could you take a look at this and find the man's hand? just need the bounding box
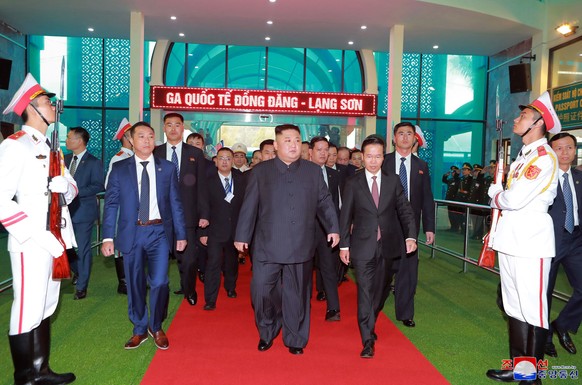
[425,231,435,245]
[234,241,248,253]
[327,233,340,248]
[199,219,209,228]
[406,239,417,254]
[176,240,187,252]
[101,241,115,257]
[488,183,503,199]
[48,176,69,193]
[32,231,64,257]
[339,249,350,265]
[199,236,208,246]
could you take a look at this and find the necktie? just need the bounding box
[171,146,180,181]
[138,161,150,223]
[399,157,408,199]
[69,155,78,177]
[563,173,575,233]
[322,167,329,187]
[372,176,381,240]
[224,177,231,195]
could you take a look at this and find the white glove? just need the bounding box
[32,231,65,257]
[48,176,69,194]
[488,183,503,199]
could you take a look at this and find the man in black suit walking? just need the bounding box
[545,132,582,358]
[154,113,209,306]
[382,122,435,328]
[235,124,339,355]
[340,135,417,358]
[199,147,246,310]
[309,136,341,321]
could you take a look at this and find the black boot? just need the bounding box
[32,317,76,385]
[115,256,127,295]
[8,331,36,385]
[518,325,548,385]
[487,316,529,382]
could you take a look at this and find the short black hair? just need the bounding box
[218,147,234,157]
[328,142,338,151]
[163,112,184,123]
[187,132,204,144]
[361,135,386,153]
[393,121,415,135]
[259,139,274,151]
[549,132,577,146]
[69,126,90,145]
[309,136,328,149]
[350,149,362,158]
[275,124,300,135]
[130,121,155,137]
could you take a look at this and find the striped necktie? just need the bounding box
[224,177,231,195]
[69,155,78,177]
[563,173,575,233]
[399,157,408,199]
[171,146,180,181]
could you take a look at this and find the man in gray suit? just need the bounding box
[235,124,339,355]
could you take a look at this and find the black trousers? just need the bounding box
[352,240,395,345]
[251,259,313,348]
[204,239,238,305]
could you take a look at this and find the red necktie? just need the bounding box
[372,176,380,240]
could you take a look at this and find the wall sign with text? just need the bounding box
[150,86,377,116]
[552,81,582,129]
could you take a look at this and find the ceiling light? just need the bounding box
[265,36,271,41]
[170,16,177,20]
[361,25,367,30]
[556,23,578,37]
[433,45,439,49]
[194,66,199,69]
[88,27,94,32]
[348,41,354,45]
[328,69,332,72]
[267,20,273,25]
[179,33,185,37]
[269,0,276,3]
[188,53,193,56]
[335,59,340,62]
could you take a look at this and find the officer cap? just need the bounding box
[3,73,55,116]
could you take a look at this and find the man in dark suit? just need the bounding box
[154,113,209,306]
[382,122,435,328]
[309,136,342,320]
[102,122,187,351]
[235,124,339,355]
[340,135,417,358]
[64,126,104,300]
[199,147,246,310]
[546,132,582,358]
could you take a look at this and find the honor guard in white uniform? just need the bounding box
[105,117,134,295]
[486,91,561,385]
[1,73,78,385]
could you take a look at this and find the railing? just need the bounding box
[427,199,571,302]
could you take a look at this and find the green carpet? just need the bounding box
[0,235,580,384]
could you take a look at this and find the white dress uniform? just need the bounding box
[490,137,558,328]
[0,125,78,335]
[105,146,133,187]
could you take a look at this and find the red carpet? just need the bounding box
[141,264,450,385]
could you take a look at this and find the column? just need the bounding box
[129,11,144,124]
[387,24,404,151]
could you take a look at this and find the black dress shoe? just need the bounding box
[186,292,197,306]
[117,280,128,295]
[545,341,558,357]
[198,270,205,283]
[486,369,515,382]
[239,256,246,264]
[316,291,326,301]
[227,290,237,298]
[73,290,87,300]
[174,289,183,295]
[325,309,340,322]
[552,321,577,354]
[371,331,378,341]
[402,319,415,327]
[360,340,375,358]
[71,273,78,286]
[258,339,273,351]
[288,347,304,355]
[203,303,216,311]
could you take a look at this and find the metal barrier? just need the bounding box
[428,199,571,302]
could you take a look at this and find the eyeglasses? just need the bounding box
[218,156,232,161]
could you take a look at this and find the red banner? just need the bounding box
[150,86,376,116]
